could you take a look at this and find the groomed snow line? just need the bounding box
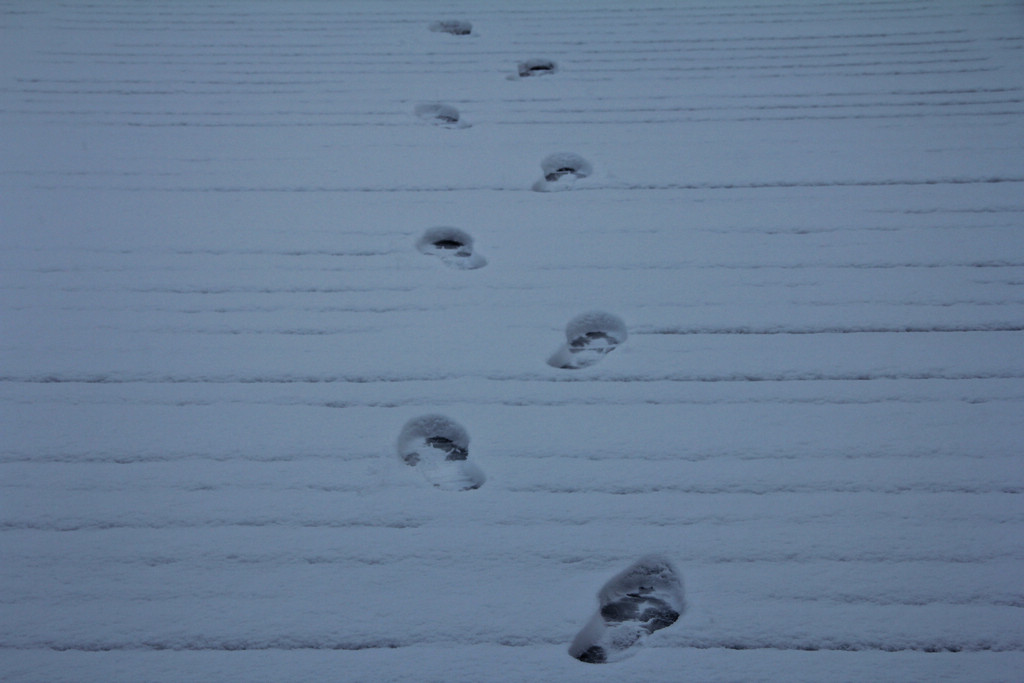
[2,1,1023,681]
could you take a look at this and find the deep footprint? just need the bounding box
[533,152,593,192]
[396,414,485,491]
[416,227,486,269]
[414,102,470,129]
[569,555,686,664]
[429,19,472,36]
[516,58,558,78]
[548,311,627,369]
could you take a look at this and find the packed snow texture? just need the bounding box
[569,555,687,664]
[515,58,559,79]
[2,0,1024,681]
[533,151,595,192]
[428,19,473,37]
[396,414,485,490]
[414,102,470,129]
[415,226,487,270]
[548,311,628,369]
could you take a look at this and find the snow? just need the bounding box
[415,226,486,269]
[568,554,686,663]
[2,0,1023,681]
[395,413,484,490]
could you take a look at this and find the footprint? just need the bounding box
[569,555,686,664]
[429,19,472,36]
[414,102,471,129]
[548,311,627,369]
[396,414,485,491]
[514,58,558,78]
[532,152,593,192]
[416,227,487,269]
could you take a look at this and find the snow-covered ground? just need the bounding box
[3,1,1023,680]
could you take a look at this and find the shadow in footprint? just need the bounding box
[429,19,472,36]
[415,102,470,129]
[514,58,558,79]
[416,227,487,270]
[569,555,686,664]
[532,152,593,192]
[548,311,626,369]
[397,414,485,491]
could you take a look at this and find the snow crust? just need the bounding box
[2,0,1024,681]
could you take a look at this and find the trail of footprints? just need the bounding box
[398,18,683,664]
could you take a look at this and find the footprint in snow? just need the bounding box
[397,414,485,491]
[428,19,472,36]
[532,152,593,192]
[415,102,471,129]
[416,226,487,269]
[548,311,627,369]
[509,58,558,80]
[569,555,686,664]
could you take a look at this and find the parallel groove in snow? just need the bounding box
[2,0,1023,680]
[1,641,1014,654]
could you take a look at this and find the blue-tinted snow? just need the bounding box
[2,1,1023,681]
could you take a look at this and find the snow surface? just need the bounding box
[2,0,1023,681]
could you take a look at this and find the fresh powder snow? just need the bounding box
[2,1,1023,681]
